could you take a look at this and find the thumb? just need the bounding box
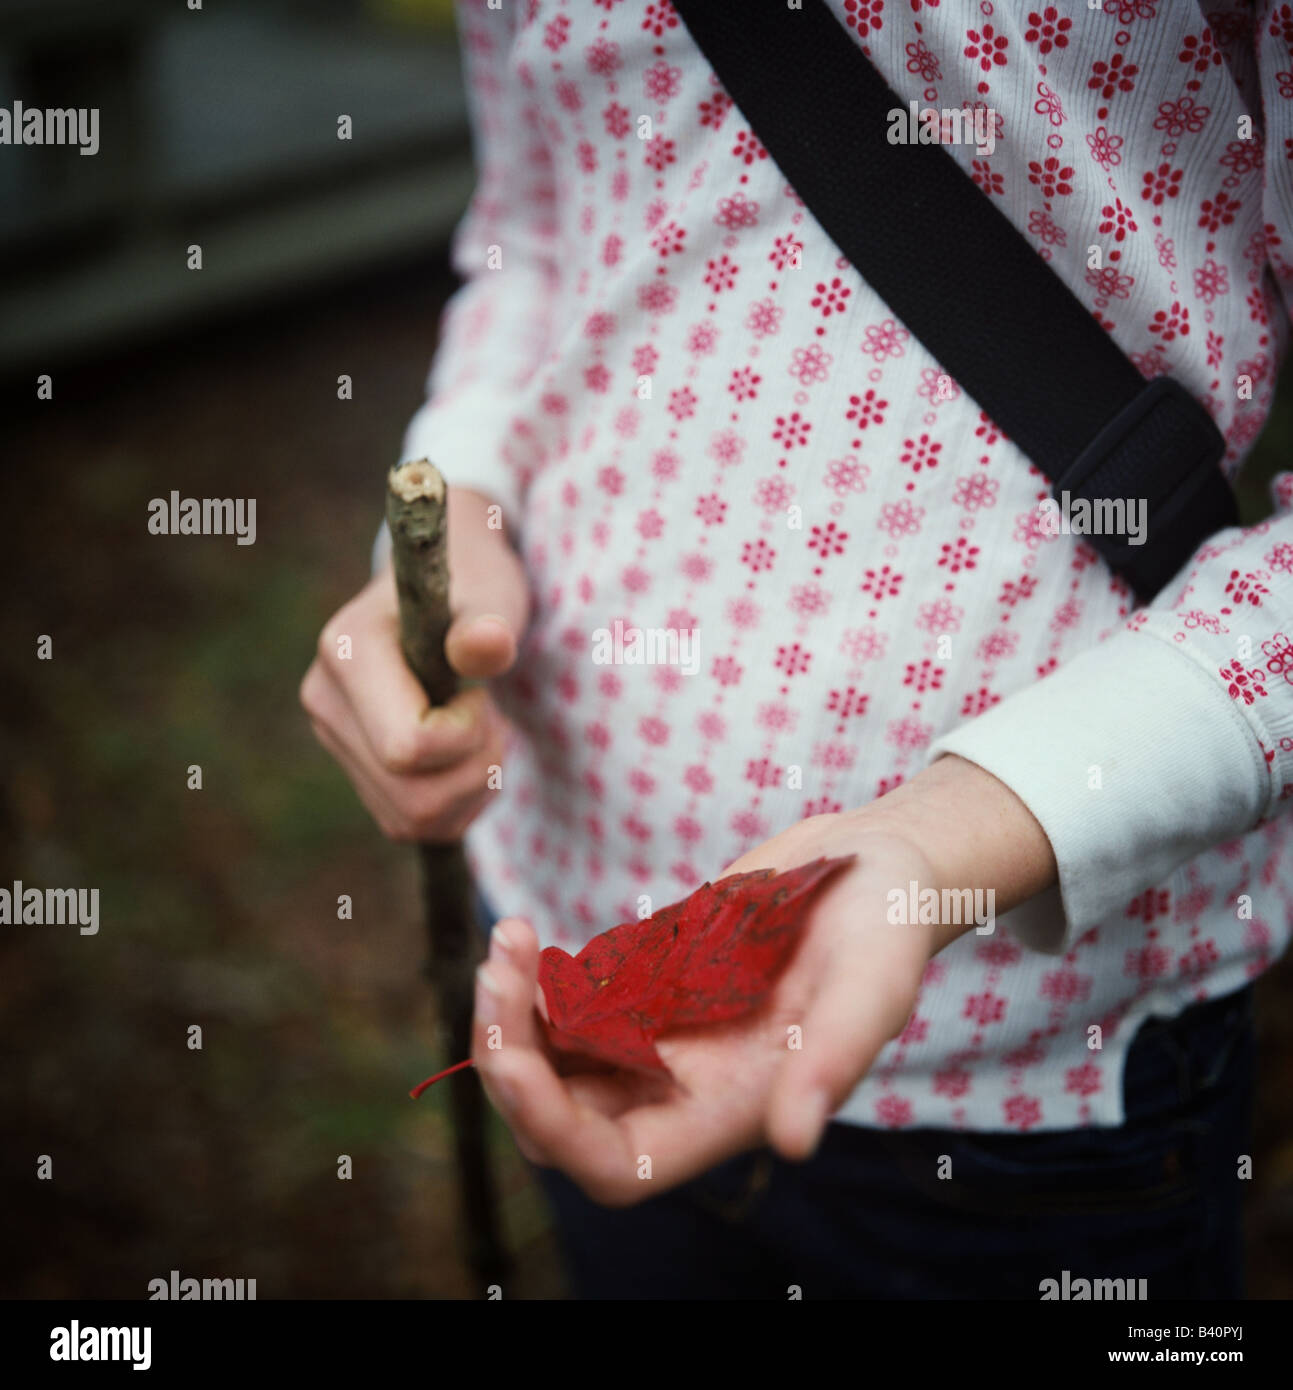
[766,953,918,1162]
[445,508,529,680]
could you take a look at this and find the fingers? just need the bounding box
[300,496,531,843]
[301,646,505,842]
[445,489,529,680]
[320,574,490,774]
[300,567,513,841]
[472,919,548,1163]
[476,917,543,1050]
[471,920,762,1204]
[304,694,410,838]
[472,919,634,1188]
[764,948,918,1162]
[444,613,518,683]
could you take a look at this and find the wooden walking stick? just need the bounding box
[386,459,508,1286]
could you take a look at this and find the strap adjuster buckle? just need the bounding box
[1053,377,1233,600]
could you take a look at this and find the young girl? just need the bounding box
[301,0,1293,1297]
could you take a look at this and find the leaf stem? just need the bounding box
[409,1058,474,1100]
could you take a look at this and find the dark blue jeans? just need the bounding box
[478,899,1255,1299]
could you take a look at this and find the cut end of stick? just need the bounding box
[388,459,446,505]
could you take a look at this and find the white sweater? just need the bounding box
[398,0,1293,1130]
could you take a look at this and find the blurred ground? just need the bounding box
[0,257,563,1299]
[1,257,1291,1298]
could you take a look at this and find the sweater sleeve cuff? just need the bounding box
[926,628,1267,953]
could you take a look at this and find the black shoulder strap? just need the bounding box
[671,0,1238,602]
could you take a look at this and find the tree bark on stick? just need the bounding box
[386,459,507,1286]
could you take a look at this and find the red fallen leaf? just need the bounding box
[409,855,854,1095]
[538,855,854,1075]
